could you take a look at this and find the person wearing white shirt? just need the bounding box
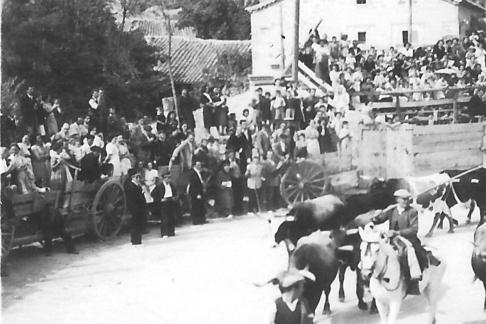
[151,171,177,237]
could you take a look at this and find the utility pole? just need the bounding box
[292,0,300,82]
[409,0,413,44]
[161,2,180,124]
[279,4,286,72]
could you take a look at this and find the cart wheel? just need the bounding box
[280,160,328,206]
[1,216,15,263]
[91,180,126,240]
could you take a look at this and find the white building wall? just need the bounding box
[250,0,460,77]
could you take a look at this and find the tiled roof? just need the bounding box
[152,37,252,85]
[246,0,283,13]
[128,19,196,38]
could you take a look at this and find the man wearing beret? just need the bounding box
[124,168,147,245]
[371,189,435,295]
[151,171,178,238]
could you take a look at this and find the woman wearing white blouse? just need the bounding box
[104,135,121,177]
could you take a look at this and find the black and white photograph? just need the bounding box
[1,0,486,323]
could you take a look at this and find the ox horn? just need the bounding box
[285,216,295,222]
[253,276,280,288]
[346,228,359,235]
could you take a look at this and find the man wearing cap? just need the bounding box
[371,189,430,295]
[151,171,178,237]
[269,269,314,324]
[124,168,147,245]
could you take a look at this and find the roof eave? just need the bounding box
[246,0,284,13]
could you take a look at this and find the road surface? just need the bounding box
[2,205,486,324]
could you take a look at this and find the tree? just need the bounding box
[177,0,250,40]
[2,0,169,119]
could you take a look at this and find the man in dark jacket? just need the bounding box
[151,171,178,237]
[124,169,146,245]
[372,189,439,295]
[178,88,196,130]
[78,147,102,183]
[188,161,206,225]
[19,86,40,135]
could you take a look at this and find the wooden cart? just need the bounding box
[1,167,126,263]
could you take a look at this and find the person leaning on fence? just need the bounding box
[124,168,146,245]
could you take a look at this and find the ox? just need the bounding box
[437,169,486,228]
[274,195,371,310]
[472,223,486,311]
[269,231,340,315]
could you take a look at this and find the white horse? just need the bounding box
[358,226,446,324]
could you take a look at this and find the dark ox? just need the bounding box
[439,169,486,227]
[290,231,340,315]
[274,195,371,310]
[472,223,486,311]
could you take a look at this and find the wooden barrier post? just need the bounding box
[395,94,402,121]
[452,95,458,124]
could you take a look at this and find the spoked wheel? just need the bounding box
[280,160,328,206]
[91,180,126,240]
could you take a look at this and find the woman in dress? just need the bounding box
[117,135,131,176]
[294,132,308,160]
[215,160,233,218]
[305,120,320,159]
[18,134,32,159]
[143,161,158,205]
[30,135,51,187]
[43,98,61,136]
[165,111,179,135]
[4,144,42,194]
[216,87,229,135]
[104,135,121,177]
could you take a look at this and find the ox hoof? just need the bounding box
[425,232,433,238]
[358,301,368,311]
[448,229,455,233]
[338,291,345,302]
[466,219,472,224]
[322,309,331,316]
[369,304,378,314]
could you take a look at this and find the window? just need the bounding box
[357,0,366,4]
[402,30,409,45]
[357,32,366,43]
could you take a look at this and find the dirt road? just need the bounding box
[2,206,485,324]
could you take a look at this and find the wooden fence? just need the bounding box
[358,122,485,178]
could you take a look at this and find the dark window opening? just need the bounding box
[358,32,366,43]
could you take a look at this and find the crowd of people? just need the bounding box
[299,30,486,119]
[1,74,358,249]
